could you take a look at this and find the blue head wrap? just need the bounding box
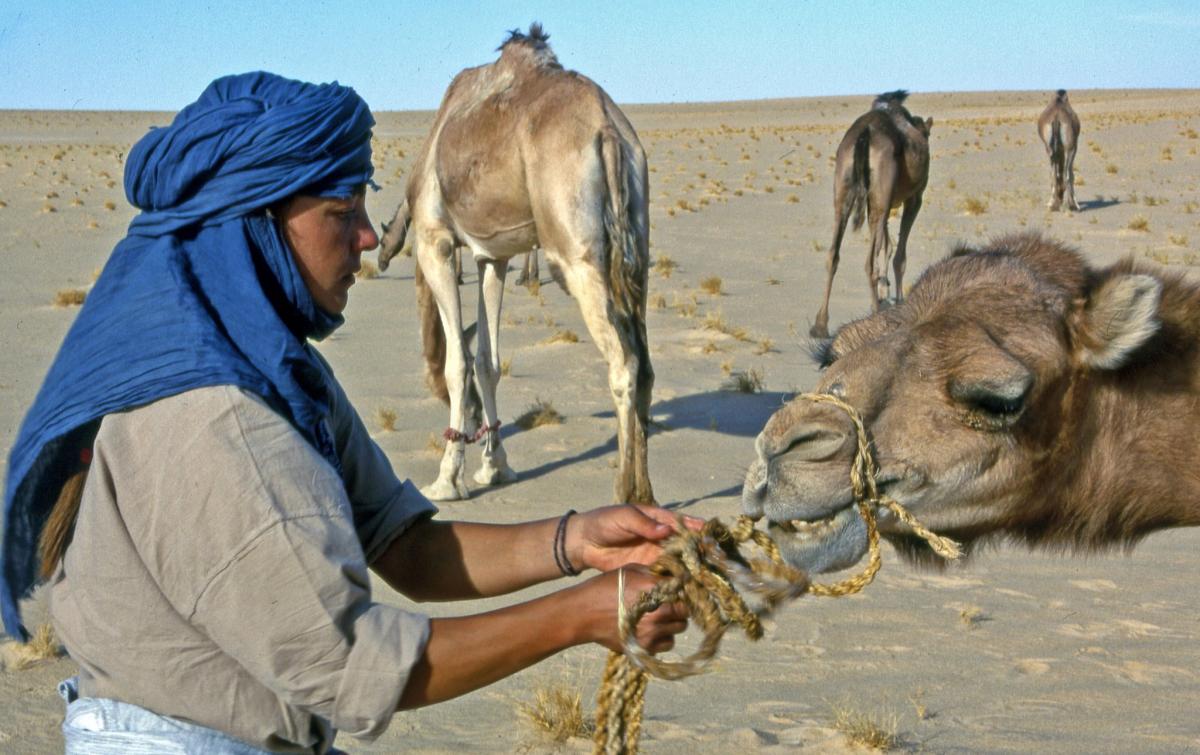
[1,71,376,638]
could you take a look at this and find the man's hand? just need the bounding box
[567,504,704,574]
[581,565,690,654]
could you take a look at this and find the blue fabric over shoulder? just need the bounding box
[0,71,376,638]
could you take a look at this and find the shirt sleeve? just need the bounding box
[144,386,429,738]
[315,347,437,562]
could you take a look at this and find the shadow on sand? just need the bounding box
[501,389,790,507]
[1076,197,1121,212]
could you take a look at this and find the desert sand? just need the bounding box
[2,89,1199,753]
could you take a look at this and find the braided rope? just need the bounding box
[591,392,961,754]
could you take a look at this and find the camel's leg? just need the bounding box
[893,194,922,304]
[1065,145,1080,212]
[453,245,464,285]
[866,165,896,310]
[419,236,473,501]
[472,257,517,486]
[1048,157,1063,211]
[515,249,540,288]
[563,259,652,504]
[811,180,853,338]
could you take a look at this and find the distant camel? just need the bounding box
[1037,90,1081,212]
[377,24,654,503]
[810,90,932,339]
[745,233,1200,573]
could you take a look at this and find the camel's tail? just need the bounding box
[847,128,871,232]
[415,258,481,422]
[1049,117,1065,181]
[377,197,411,272]
[599,127,646,319]
[599,126,653,423]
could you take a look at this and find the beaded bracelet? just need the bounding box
[553,509,580,576]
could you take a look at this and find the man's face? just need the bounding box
[279,192,379,314]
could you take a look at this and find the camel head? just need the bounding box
[376,198,411,271]
[743,233,1181,574]
[497,22,560,69]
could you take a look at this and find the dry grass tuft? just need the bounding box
[514,398,564,429]
[102,200,116,211]
[754,338,775,355]
[654,254,679,278]
[1105,163,1119,175]
[541,329,579,345]
[1127,215,1150,232]
[830,702,899,751]
[958,605,985,628]
[425,433,446,456]
[356,259,379,279]
[648,292,667,309]
[699,276,723,295]
[1,623,63,671]
[673,292,699,318]
[374,407,397,432]
[721,368,763,393]
[518,684,594,742]
[54,288,87,307]
[500,358,512,377]
[1168,234,1188,247]
[960,196,988,216]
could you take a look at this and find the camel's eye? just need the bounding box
[950,376,1031,429]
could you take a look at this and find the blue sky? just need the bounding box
[2,1,1197,111]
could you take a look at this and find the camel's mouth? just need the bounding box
[762,504,869,575]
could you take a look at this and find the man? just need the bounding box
[1,72,689,753]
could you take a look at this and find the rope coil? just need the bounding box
[591,393,962,754]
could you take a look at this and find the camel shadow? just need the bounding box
[600,389,792,437]
[1077,197,1121,212]
[504,390,788,504]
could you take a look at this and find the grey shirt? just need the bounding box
[49,371,436,753]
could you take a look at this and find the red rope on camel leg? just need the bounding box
[443,427,470,443]
[472,420,501,443]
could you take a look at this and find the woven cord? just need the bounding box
[591,393,961,754]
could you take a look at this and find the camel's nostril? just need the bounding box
[778,428,845,462]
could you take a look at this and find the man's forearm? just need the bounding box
[374,517,570,601]
[396,582,597,709]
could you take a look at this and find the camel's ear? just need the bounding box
[925,117,934,132]
[1075,273,1162,370]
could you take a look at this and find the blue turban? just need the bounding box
[1,71,376,638]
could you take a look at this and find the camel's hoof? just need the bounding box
[473,463,517,486]
[421,479,469,501]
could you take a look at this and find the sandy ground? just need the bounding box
[2,89,1200,753]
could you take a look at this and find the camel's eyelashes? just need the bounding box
[949,376,1031,428]
[809,338,837,369]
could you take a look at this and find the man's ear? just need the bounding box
[1074,273,1161,369]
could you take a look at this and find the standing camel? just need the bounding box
[1037,89,1081,212]
[745,232,1200,573]
[377,24,654,504]
[811,90,932,339]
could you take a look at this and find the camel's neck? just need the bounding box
[1036,352,1200,549]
